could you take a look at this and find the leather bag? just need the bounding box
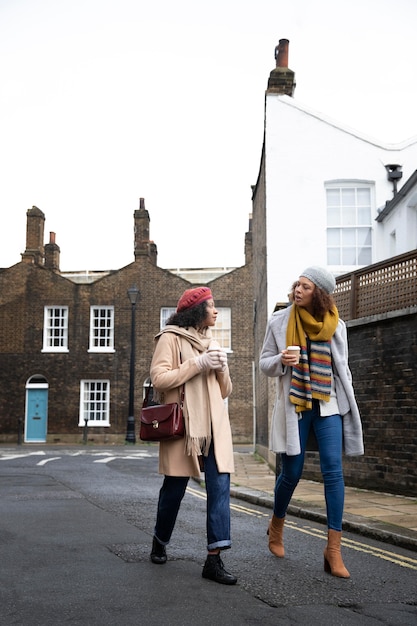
[140,385,185,442]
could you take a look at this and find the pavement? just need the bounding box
[229,446,417,553]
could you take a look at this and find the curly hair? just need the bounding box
[166,300,209,329]
[290,281,335,319]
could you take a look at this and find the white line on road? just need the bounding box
[37,457,62,466]
[0,451,46,460]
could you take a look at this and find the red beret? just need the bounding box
[176,287,213,312]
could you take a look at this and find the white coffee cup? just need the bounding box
[286,345,300,364]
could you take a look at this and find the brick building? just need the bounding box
[0,200,254,444]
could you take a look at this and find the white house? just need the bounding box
[251,39,417,462]
[255,39,417,311]
[375,169,417,258]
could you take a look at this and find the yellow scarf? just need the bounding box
[286,305,339,412]
[286,304,339,347]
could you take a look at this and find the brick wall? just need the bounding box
[251,154,269,447]
[302,310,417,496]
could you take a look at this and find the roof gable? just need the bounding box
[376,169,417,222]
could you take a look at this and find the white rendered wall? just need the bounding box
[379,200,417,259]
[263,95,417,311]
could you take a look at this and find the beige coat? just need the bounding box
[150,329,234,477]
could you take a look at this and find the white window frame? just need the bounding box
[79,380,110,426]
[88,306,115,352]
[160,307,176,328]
[42,306,69,352]
[326,182,373,268]
[211,307,232,352]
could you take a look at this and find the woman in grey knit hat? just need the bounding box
[260,266,364,578]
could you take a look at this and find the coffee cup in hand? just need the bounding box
[286,345,300,364]
[207,344,227,371]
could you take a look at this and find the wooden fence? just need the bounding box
[333,249,417,321]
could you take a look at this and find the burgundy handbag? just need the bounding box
[139,384,185,442]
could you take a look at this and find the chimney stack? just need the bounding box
[44,231,61,272]
[267,38,296,96]
[134,197,157,263]
[21,206,45,265]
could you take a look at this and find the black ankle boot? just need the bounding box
[202,554,237,585]
[150,537,167,564]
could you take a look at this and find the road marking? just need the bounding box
[187,487,207,501]
[93,452,155,463]
[230,502,269,517]
[274,523,417,571]
[0,451,46,460]
[342,536,417,570]
[0,450,157,462]
[186,487,417,571]
[187,486,267,518]
[37,457,61,466]
[90,452,114,457]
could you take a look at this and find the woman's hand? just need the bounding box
[195,349,226,372]
[281,349,299,367]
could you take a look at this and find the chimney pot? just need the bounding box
[275,38,289,68]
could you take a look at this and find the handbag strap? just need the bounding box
[142,382,153,408]
[178,384,185,409]
[143,350,184,408]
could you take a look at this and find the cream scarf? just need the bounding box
[157,325,216,457]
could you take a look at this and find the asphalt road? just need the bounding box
[0,446,416,625]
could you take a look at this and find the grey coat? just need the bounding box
[259,306,364,457]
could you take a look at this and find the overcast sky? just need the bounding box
[1,0,416,272]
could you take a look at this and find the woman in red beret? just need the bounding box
[149,286,237,585]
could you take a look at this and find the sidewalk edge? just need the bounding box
[230,486,417,553]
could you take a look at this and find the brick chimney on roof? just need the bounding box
[134,197,158,264]
[44,231,61,272]
[21,205,45,265]
[267,38,296,96]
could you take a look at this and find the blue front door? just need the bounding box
[26,387,48,442]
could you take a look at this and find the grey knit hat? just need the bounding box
[300,266,336,294]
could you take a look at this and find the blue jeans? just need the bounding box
[274,402,345,531]
[154,442,231,551]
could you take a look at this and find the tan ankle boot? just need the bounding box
[267,515,285,557]
[323,529,350,578]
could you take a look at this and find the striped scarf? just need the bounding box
[286,304,339,413]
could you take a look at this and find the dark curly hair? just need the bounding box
[166,300,209,329]
[290,281,336,319]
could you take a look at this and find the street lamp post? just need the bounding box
[125,284,140,444]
